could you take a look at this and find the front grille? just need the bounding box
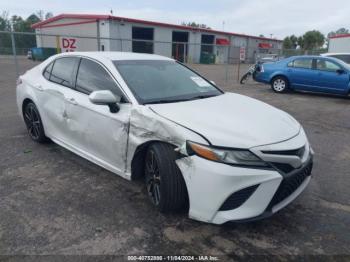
[271,163,295,173]
[262,146,305,158]
[268,161,313,208]
[219,185,259,211]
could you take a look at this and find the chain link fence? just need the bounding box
[0,30,325,87]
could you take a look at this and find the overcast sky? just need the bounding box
[2,0,349,39]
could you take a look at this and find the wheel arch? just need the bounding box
[131,140,179,181]
[270,73,290,85]
[22,98,34,116]
[270,74,292,89]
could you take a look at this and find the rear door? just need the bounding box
[39,56,80,142]
[64,57,131,173]
[314,58,349,94]
[288,58,318,90]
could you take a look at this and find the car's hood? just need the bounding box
[149,92,300,148]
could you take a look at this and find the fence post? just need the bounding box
[237,60,241,83]
[10,30,20,78]
[225,45,231,85]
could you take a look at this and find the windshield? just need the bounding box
[113,60,223,104]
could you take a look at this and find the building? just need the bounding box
[32,14,282,63]
[328,34,350,53]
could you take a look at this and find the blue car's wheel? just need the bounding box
[271,76,289,93]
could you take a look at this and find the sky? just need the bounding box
[2,0,350,39]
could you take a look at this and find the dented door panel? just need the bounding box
[65,90,131,174]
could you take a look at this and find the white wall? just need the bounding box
[329,37,350,53]
[36,18,98,52]
[34,17,282,63]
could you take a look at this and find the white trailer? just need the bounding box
[328,34,350,53]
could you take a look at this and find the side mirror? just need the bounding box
[336,69,345,74]
[89,90,121,113]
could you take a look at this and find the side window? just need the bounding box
[316,59,341,72]
[76,58,122,97]
[43,62,54,80]
[50,57,78,88]
[293,58,313,69]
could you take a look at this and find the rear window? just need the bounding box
[50,57,78,88]
[292,58,313,69]
[43,62,53,80]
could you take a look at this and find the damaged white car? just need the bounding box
[17,52,314,224]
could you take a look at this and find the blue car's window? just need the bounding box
[316,59,341,72]
[293,58,313,69]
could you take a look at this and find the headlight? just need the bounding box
[187,141,268,167]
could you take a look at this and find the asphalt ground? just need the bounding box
[0,56,349,260]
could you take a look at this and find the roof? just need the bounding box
[55,51,173,61]
[32,13,282,42]
[329,34,350,39]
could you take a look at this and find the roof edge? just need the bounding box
[32,13,282,42]
[329,34,350,39]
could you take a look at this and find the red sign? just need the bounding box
[258,43,273,49]
[216,38,230,45]
[61,38,77,52]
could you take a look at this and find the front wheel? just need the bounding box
[271,76,289,93]
[144,143,188,213]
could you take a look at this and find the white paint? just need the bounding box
[17,52,312,224]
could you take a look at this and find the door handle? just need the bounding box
[65,97,78,105]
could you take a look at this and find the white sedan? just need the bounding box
[16,52,313,224]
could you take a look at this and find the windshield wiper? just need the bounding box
[144,98,191,105]
[144,94,218,105]
[187,94,218,101]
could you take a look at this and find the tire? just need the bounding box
[23,102,49,143]
[144,143,188,213]
[240,73,249,84]
[271,76,289,93]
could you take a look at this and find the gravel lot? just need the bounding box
[0,56,350,260]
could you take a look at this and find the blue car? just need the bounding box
[254,55,350,96]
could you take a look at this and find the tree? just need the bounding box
[328,28,349,38]
[283,34,299,49]
[27,14,41,25]
[283,36,293,49]
[301,30,325,50]
[181,21,211,29]
[45,12,53,20]
[289,35,298,49]
[297,36,304,49]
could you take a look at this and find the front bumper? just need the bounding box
[176,131,313,224]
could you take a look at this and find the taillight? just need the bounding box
[16,77,22,85]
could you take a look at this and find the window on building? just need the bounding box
[50,57,79,88]
[172,31,189,62]
[201,34,215,55]
[132,27,154,54]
